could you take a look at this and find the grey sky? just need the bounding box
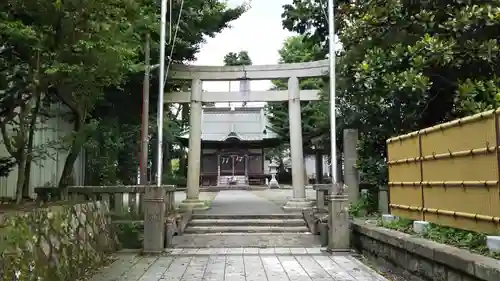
[195,0,295,96]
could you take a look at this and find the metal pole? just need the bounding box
[328,0,337,185]
[156,0,167,186]
[140,33,151,185]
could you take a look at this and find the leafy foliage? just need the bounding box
[377,217,414,233]
[223,51,252,66]
[281,0,500,187]
[0,0,247,198]
[266,35,328,157]
[115,222,143,249]
[84,0,246,186]
[379,218,500,259]
[223,50,252,107]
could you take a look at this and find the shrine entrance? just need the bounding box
[166,60,330,211]
[218,138,248,181]
[219,152,246,177]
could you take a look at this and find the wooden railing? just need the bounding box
[34,185,177,217]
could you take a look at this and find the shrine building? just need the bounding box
[179,106,280,187]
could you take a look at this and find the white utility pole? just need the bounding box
[140,33,151,185]
[156,0,167,186]
[328,0,337,184]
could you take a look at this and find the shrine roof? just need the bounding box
[179,107,279,142]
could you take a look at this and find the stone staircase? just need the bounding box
[183,213,310,234]
[217,175,248,186]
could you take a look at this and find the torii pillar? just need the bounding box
[282,76,314,211]
[178,79,208,211]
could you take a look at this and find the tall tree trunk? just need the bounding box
[22,91,42,198]
[14,104,29,203]
[162,141,171,181]
[15,155,27,203]
[0,116,26,203]
[22,52,43,199]
[58,116,84,191]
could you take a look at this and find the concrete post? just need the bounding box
[179,79,207,211]
[283,76,313,211]
[143,186,166,254]
[165,216,176,248]
[378,186,389,214]
[327,183,350,252]
[315,150,324,184]
[316,191,325,210]
[343,129,359,204]
[304,165,309,186]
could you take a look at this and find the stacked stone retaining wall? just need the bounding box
[0,201,119,281]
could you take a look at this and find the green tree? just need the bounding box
[1,0,143,198]
[85,0,247,185]
[281,0,500,186]
[223,51,253,66]
[0,0,248,198]
[223,50,252,106]
[266,35,327,155]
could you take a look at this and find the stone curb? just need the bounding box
[351,221,500,281]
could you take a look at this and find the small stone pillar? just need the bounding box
[268,161,280,189]
[316,189,325,210]
[315,150,324,184]
[143,186,166,254]
[313,185,328,211]
[378,187,389,214]
[343,129,359,204]
[179,79,207,211]
[165,216,176,248]
[327,183,350,252]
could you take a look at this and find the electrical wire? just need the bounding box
[163,0,185,85]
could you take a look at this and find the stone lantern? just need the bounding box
[268,161,280,189]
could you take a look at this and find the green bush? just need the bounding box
[115,222,143,249]
[378,217,500,259]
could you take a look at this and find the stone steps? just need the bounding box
[218,175,247,186]
[189,218,306,226]
[184,225,311,234]
[184,213,310,234]
[171,233,321,248]
[191,214,304,220]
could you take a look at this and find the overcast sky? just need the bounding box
[194,0,295,107]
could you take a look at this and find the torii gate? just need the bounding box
[165,59,330,211]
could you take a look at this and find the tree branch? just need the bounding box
[1,122,16,158]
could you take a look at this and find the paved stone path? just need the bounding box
[173,190,321,247]
[92,190,389,280]
[91,248,388,281]
[200,190,286,215]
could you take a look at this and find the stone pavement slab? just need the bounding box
[90,249,388,281]
[199,190,286,215]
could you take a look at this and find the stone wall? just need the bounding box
[0,201,119,281]
[351,221,500,281]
